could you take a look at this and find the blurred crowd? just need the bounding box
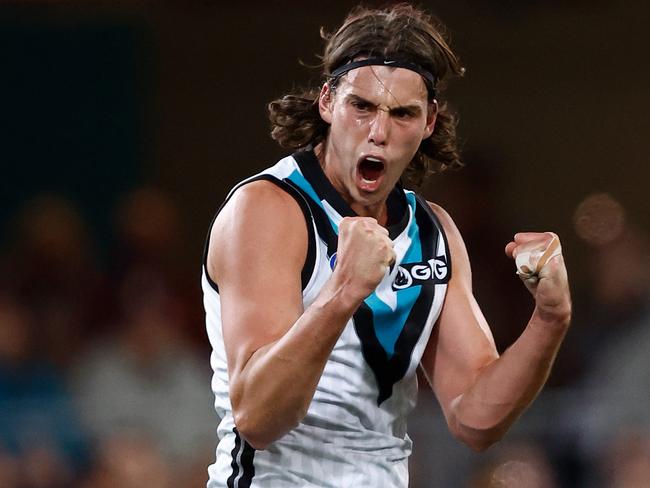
[0,177,648,487]
[0,188,214,487]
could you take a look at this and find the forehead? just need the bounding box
[336,65,429,106]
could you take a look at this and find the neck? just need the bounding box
[314,142,389,225]
[352,200,388,225]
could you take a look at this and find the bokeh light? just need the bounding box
[573,193,626,247]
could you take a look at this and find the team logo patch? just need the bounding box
[392,256,449,290]
[329,253,337,270]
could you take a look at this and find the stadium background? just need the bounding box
[1,1,648,486]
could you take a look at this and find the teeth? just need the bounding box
[365,157,382,163]
[361,177,377,183]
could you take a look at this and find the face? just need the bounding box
[318,65,436,216]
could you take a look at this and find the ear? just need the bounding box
[422,100,438,140]
[318,83,334,124]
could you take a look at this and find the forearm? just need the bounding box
[450,308,570,450]
[230,278,362,449]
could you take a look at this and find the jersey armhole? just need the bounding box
[414,194,453,282]
[201,174,317,293]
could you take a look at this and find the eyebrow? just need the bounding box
[346,94,423,116]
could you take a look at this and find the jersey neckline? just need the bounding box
[292,148,410,240]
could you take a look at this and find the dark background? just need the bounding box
[3,1,648,265]
[1,1,648,486]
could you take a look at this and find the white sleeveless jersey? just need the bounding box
[202,150,451,487]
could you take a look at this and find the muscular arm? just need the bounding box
[207,181,393,449]
[420,203,571,452]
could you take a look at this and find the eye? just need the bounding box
[350,99,373,111]
[391,108,415,119]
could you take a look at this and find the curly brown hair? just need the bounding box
[268,3,465,187]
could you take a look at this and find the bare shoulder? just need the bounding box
[207,179,309,379]
[426,201,461,239]
[207,179,308,283]
[219,178,304,222]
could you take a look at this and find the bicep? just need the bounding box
[420,204,498,416]
[207,181,308,379]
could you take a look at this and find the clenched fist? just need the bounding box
[505,232,571,325]
[332,217,395,302]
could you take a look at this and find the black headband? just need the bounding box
[329,57,437,98]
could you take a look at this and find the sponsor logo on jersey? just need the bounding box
[392,256,449,290]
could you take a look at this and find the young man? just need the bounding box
[202,5,571,487]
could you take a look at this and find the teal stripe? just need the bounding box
[365,192,422,358]
[286,173,424,358]
[286,169,339,233]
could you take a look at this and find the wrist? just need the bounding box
[319,273,368,315]
[531,304,571,330]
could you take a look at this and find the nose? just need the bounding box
[368,107,390,146]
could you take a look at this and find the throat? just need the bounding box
[350,201,389,225]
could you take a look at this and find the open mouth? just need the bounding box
[358,157,385,183]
